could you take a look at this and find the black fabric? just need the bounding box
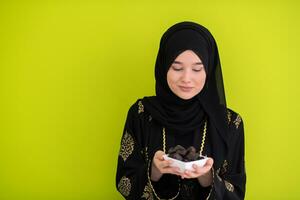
[116,100,246,199]
[143,21,228,169]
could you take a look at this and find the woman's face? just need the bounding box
[167,50,206,100]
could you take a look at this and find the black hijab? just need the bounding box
[142,21,229,168]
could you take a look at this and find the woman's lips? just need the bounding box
[179,86,193,92]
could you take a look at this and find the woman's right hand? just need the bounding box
[150,150,181,181]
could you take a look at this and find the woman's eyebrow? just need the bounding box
[172,61,203,65]
[192,62,203,65]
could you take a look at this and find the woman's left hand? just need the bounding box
[180,157,214,187]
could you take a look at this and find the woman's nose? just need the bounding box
[181,70,191,83]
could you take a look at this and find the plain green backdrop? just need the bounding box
[0,0,299,199]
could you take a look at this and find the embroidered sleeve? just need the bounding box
[208,113,246,200]
[141,181,155,200]
[117,176,132,197]
[227,109,232,125]
[227,108,243,130]
[119,130,135,162]
[116,99,149,199]
[138,100,144,114]
[233,115,242,129]
[224,180,235,192]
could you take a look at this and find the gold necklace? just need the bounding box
[147,119,208,200]
[162,119,207,155]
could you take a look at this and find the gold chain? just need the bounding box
[147,160,181,200]
[149,119,207,200]
[163,127,166,153]
[162,119,207,155]
[199,120,207,155]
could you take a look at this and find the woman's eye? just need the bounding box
[172,67,182,71]
[193,68,203,72]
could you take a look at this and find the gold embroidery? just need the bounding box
[233,115,242,129]
[138,100,144,114]
[224,180,234,192]
[118,176,131,197]
[119,131,134,162]
[216,168,222,182]
[142,182,154,200]
[145,147,149,162]
[220,160,228,175]
[227,109,232,125]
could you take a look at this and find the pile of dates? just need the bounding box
[167,145,204,162]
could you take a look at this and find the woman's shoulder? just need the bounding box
[225,107,244,131]
[127,97,152,117]
[125,98,154,127]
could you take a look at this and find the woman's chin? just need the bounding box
[176,93,197,100]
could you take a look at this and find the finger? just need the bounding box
[183,170,191,178]
[193,164,212,175]
[174,167,182,175]
[205,158,214,167]
[158,161,169,168]
[158,159,175,169]
[183,170,197,179]
[182,173,196,179]
[193,158,214,173]
[162,168,182,176]
[173,168,183,176]
[160,166,182,176]
[202,159,214,172]
[193,164,203,174]
[155,151,166,160]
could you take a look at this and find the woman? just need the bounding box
[116,21,246,200]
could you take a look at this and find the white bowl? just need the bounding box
[163,155,208,173]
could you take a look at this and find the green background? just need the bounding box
[0,1,299,199]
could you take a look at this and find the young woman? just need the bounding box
[116,21,246,200]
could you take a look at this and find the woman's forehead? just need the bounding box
[172,50,203,63]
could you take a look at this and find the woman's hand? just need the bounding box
[150,150,181,181]
[181,157,214,187]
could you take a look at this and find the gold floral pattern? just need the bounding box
[119,131,134,162]
[141,147,149,163]
[216,168,222,182]
[220,160,228,175]
[224,180,235,192]
[145,147,149,162]
[233,115,242,129]
[227,109,232,125]
[141,182,154,200]
[118,176,131,197]
[138,100,144,114]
